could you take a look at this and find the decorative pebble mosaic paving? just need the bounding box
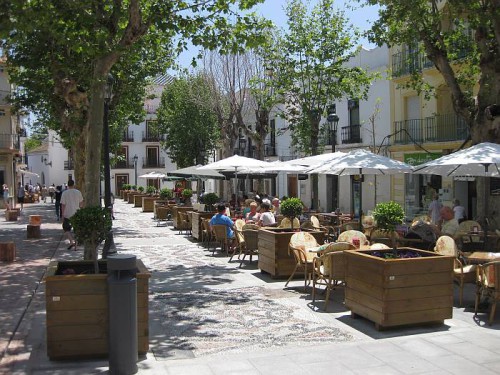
[151,286,354,359]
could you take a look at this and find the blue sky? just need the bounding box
[175,0,380,69]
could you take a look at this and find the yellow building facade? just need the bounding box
[388,35,476,219]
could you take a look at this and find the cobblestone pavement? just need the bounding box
[1,199,500,374]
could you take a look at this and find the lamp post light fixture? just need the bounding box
[133,154,138,187]
[327,104,339,152]
[327,104,340,211]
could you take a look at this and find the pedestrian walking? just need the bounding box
[2,184,10,211]
[48,184,55,203]
[60,180,83,250]
[17,182,25,211]
[54,185,63,221]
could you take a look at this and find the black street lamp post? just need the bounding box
[327,104,340,211]
[103,74,115,257]
[133,154,138,187]
[103,74,114,210]
[327,104,339,152]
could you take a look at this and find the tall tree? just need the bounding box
[157,74,219,168]
[1,0,269,209]
[274,0,375,208]
[363,0,500,144]
[362,0,500,223]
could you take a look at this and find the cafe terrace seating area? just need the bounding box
[120,189,500,328]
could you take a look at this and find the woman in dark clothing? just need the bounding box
[54,185,63,221]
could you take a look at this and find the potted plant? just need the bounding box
[372,201,405,254]
[280,197,303,230]
[70,206,112,273]
[201,192,219,211]
[159,187,173,200]
[137,186,145,193]
[181,188,193,203]
[146,185,156,195]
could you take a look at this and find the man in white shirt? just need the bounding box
[257,201,276,227]
[60,179,84,250]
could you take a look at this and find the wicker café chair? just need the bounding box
[285,232,320,291]
[475,261,500,325]
[279,217,301,229]
[337,230,368,247]
[201,218,214,249]
[240,226,259,268]
[229,219,247,261]
[311,242,356,311]
[211,224,232,256]
[434,235,476,307]
[177,211,191,235]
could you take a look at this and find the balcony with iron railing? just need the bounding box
[392,45,470,78]
[0,134,20,150]
[142,131,163,142]
[122,131,134,142]
[393,113,469,145]
[64,160,75,170]
[142,156,165,168]
[112,159,134,169]
[341,124,362,144]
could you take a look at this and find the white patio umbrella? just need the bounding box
[307,149,414,176]
[284,151,346,168]
[414,142,500,240]
[198,155,271,196]
[138,171,166,189]
[139,171,167,178]
[168,165,225,179]
[413,142,500,177]
[307,149,414,220]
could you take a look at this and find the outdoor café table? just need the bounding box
[463,251,500,264]
[318,212,353,226]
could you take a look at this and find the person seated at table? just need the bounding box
[241,198,253,218]
[452,199,466,223]
[245,201,260,223]
[271,197,280,216]
[210,203,236,251]
[439,206,459,237]
[257,201,276,227]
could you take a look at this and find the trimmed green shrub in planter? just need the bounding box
[122,184,131,190]
[159,188,173,200]
[182,188,193,203]
[146,185,156,195]
[201,192,219,211]
[70,206,112,273]
[280,197,304,230]
[373,201,405,252]
[137,186,145,193]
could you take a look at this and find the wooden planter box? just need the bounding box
[344,248,454,330]
[126,192,140,203]
[5,209,19,221]
[258,228,325,278]
[133,194,147,207]
[191,211,214,240]
[171,206,193,229]
[45,259,150,359]
[142,196,158,212]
